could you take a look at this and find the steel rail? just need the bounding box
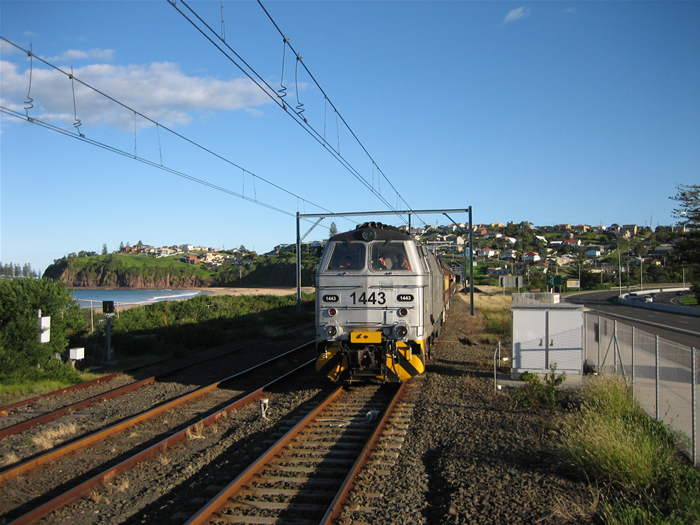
[7,358,317,525]
[0,342,314,485]
[185,385,347,525]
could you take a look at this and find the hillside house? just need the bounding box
[649,244,674,257]
[156,247,177,257]
[563,239,582,247]
[487,267,511,278]
[499,249,518,260]
[522,252,541,262]
[622,225,638,236]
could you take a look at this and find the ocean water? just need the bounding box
[71,289,211,308]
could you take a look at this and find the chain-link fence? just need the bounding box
[583,313,698,465]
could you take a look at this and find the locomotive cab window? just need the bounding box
[326,242,365,271]
[371,242,412,271]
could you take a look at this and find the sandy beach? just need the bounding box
[83,287,316,313]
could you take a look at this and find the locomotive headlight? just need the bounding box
[324,321,342,339]
[361,229,376,241]
[398,307,408,317]
[394,324,409,339]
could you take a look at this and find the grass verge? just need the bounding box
[679,295,698,307]
[558,374,700,523]
[0,370,105,399]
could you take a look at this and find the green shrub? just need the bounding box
[0,278,87,384]
[87,292,315,358]
[509,367,566,407]
[558,374,700,523]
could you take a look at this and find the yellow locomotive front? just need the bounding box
[316,223,445,383]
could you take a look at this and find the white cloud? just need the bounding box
[504,7,530,23]
[0,40,23,56]
[0,59,273,130]
[47,48,116,62]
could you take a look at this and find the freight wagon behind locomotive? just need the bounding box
[316,222,456,383]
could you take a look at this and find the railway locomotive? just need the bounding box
[316,222,456,383]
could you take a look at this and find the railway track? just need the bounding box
[187,380,414,525]
[0,343,315,524]
[0,323,314,437]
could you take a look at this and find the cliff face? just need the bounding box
[44,259,215,288]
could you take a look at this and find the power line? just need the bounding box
[170,0,412,223]
[1,105,295,217]
[255,0,412,212]
[0,36,338,220]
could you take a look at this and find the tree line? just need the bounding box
[0,262,41,279]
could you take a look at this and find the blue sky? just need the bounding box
[2,1,699,274]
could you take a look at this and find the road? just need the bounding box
[564,290,700,349]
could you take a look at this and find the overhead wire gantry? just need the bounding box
[295,208,475,316]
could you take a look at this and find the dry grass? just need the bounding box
[88,489,107,504]
[458,286,512,309]
[114,475,130,493]
[546,487,601,523]
[31,422,78,450]
[462,373,478,392]
[186,421,205,440]
[1,451,19,467]
[453,291,511,344]
[157,454,171,466]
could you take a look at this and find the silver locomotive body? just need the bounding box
[315,223,449,383]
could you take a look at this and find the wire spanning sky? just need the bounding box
[2,1,699,274]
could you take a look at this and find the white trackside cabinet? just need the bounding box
[511,304,583,377]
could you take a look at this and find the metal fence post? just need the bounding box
[692,346,697,465]
[655,335,660,420]
[631,326,635,395]
[597,315,601,372]
[614,320,618,374]
[583,313,587,366]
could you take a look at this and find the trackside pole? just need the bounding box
[469,206,474,317]
[296,213,302,312]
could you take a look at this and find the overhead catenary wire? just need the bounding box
[170,0,398,214]
[255,0,414,214]
[169,0,410,223]
[0,36,337,221]
[0,105,295,217]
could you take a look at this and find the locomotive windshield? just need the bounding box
[326,242,366,271]
[371,241,412,271]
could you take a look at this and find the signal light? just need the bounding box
[398,308,408,317]
[329,308,337,316]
